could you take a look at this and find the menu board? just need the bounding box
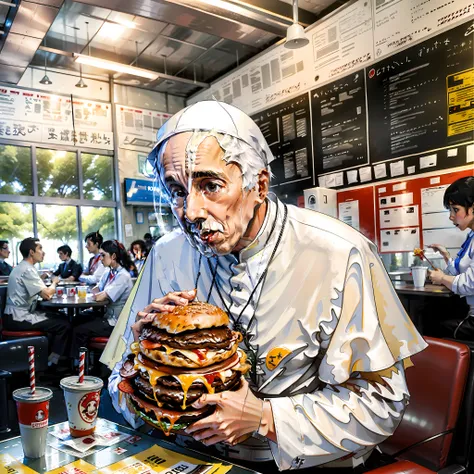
[311,69,368,173]
[252,92,313,187]
[0,87,113,150]
[116,105,172,153]
[367,20,474,164]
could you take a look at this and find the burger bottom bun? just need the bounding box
[141,343,239,369]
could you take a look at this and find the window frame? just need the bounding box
[0,138,118,265]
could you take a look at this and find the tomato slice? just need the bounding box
[140,340,162,350]
[118,380,135,394]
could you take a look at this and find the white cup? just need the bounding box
[412,266,427,287]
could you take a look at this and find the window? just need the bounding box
[37,149,79,198]
[0,145,32,195]
[82,153,114,200]
[36,204,79,269]
[0,202,33,265]
[81,206,116,264]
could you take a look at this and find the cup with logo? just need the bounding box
[55,287,64,298]
[13,387,53,458]
[67,287,76,297]
[60,376,103,437]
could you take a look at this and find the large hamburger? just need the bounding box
[118,302,250,435]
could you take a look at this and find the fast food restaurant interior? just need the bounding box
[0,0,473,472]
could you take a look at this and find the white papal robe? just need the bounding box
[105,196,427,471]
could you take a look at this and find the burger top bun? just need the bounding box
[152,301,229,334]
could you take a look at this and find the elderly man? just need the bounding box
[107,101,426,472]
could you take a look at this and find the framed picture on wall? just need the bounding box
[136,211,144,225]
[148,211,157,223]
[137,154,148,176]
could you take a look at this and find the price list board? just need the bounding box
[367,20,474,164]
[252,92,313,187]
[311,69,368,174]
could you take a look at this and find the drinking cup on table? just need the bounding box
[13,387,53,458]
[60,376,103,437]
[77,286,87,299]
[56,287,64,298]
[412,266,427,288]
[67,287,76,297]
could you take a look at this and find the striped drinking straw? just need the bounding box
[28,346,35,395]
[78,350,85,384]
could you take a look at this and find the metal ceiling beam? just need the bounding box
[0,0,15,6]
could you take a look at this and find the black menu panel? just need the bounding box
[311,70,368,174]
[252,93,313,187]
[367,20,474,163]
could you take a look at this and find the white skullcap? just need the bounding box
[148,100,275,169]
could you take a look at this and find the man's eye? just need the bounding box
[170,188,186,199]
[204,182,222,193]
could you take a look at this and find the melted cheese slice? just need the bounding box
[131,343,234,409]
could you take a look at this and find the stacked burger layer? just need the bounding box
[119,302,250,434]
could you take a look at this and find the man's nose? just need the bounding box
[185,188,207,223]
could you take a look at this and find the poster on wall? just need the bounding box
[373,0,474,58]
[367,20,474,164]
[252,92,313,187]
[0,87,113,149]
[116,105,172,153]
[189,0,374,116]
[311,69,368,174]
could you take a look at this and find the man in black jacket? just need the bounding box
[52,245,82,281]
[0,240,13,276]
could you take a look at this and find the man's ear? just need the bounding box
[256,169,270,203]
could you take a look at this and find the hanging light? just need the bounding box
[285,0,309,49]
[39,53,52,85]
[75,64,88,88]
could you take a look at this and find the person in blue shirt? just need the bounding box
[52,245,83,281]
[70,240,133,359]
[129,239,147,273]
[79,231,106,285]
[429,176,474,338]
[0,240,12,276]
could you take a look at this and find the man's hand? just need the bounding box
[93,290,109,302]
[51,276,59,285]
[185,379,264,446]
[131,289,197,341]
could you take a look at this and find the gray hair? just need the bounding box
[155,130,271,192]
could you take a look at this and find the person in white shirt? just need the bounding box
[429,176,474,338]
[79,231,106,285]
[4,237,71,367]
[129,239,147,274]
[71,239,133,359]
[105,101,427,473]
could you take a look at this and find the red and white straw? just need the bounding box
[28,346,35,395]
[78,350,85,384]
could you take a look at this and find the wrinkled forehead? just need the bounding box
[160,132,225,178]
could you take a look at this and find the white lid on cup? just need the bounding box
[60,376,103,393]
[13,387,53,403]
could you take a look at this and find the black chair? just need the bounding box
[0,336,48,434]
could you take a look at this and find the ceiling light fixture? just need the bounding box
[75,64,88,88]
[39,52,52,85]
[73,53,159,80]
[285,0,309,49]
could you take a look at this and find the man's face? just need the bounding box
[0,244,10,260]
[58,250,68,261]
[161,133,263,256]
[31,243,45,264]
[85,238,98,254]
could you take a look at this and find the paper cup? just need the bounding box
[412,266,427,287]
[13,387,52,458]
[77,286,87,299]
[67,287,76,297]
[60,376,103,437]
[56,287,64,298]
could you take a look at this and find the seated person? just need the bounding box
[3,237,71,368]
[129,239,147,273]
[71,240,133,360]
[0,240,12,276]
[79,231,105,285]
[53,245,82,281]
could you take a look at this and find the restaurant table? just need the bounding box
[0,418,255,473]
[39,295,107,321]
[392,281,454,333]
